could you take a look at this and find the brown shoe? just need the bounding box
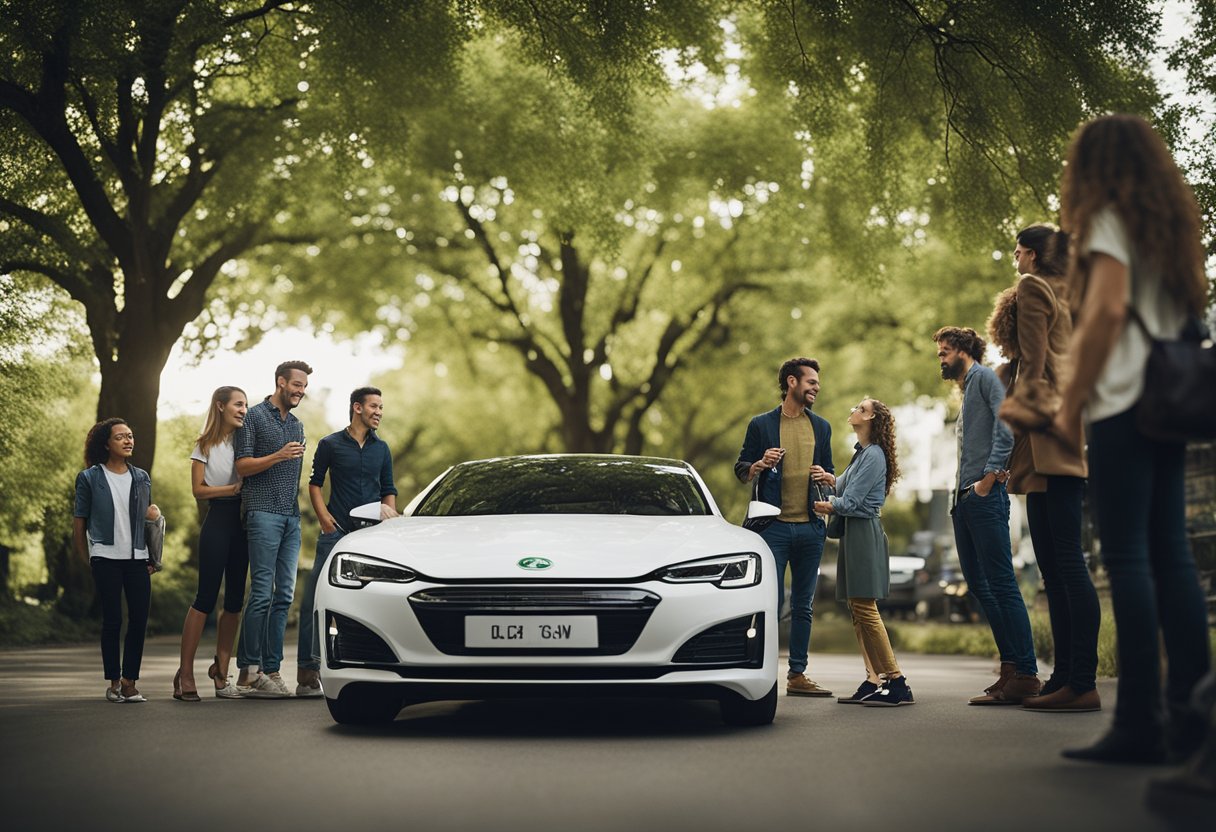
[1022,686,1101,712]
[997,673,1042,703]
[968,662,1017,705]
[786,674,833,697]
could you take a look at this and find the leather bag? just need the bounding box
[1131,311,1216,443]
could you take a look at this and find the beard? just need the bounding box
[940,357,965,380]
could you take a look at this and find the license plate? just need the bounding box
[464,616,598,648]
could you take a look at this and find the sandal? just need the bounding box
[173,668,201,703]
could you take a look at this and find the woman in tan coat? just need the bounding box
[988,224,1100,712]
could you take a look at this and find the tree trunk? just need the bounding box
[95,326,175,475]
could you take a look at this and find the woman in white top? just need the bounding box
[1053,114,1210,764]
[175,386,248,701]
[72,418,161,702]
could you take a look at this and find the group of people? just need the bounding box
[73,361,399,702]
[73,112,1210,768]
[734,113,1211,766]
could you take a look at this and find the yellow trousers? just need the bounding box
[847,598,901,681]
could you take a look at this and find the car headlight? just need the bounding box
[329,552,417,588]
[659,553,760,588]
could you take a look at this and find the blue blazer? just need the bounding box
[734,406,834,528]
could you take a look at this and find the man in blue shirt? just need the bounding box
[295,386,398,696]
[934,327,1040,705]
[234,360,310,698]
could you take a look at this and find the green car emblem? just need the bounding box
[517,557,553,570]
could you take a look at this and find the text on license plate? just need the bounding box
[464,616,598,648]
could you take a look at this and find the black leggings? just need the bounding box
[191,498,249,615]
[91,557,151,681]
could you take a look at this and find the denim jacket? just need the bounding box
[734,406,834,529]
[73,464,151,553]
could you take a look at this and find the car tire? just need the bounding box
[720,682,777,727]
[325,685,403,725]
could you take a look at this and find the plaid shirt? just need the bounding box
[234,397,305,516]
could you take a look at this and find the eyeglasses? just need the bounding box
[850,404,867,414]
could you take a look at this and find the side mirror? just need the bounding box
[348,501,385,529]
[746,501,781,520]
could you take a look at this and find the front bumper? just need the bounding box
[315,578,778,702]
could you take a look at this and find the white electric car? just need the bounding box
[314,454,779,726]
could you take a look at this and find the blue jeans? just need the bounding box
[1089,409,1210,731]
[297,528,345,671]
[952,482,1037,675]
[236,511,301,674]
[760,520,825,675]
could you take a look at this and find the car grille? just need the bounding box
[326,611,398,666]
[408,587,661,656]
[673,613,765,666]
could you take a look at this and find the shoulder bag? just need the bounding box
[1130,310,1216,443]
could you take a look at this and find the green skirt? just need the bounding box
[835,515,890,601]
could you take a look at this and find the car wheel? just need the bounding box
[720,682,777,727]
[325,684,403,725]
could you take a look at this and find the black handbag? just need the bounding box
[742,475,778,533]
[1130,310,1216,443]
[825,513,845,540]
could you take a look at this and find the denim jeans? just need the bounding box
[952,482,1037,675]
[1026,476,1100,693]
[1089,409,1211,731]
[297,528,345,671]
[760,520,824,675]
[236,510,301,674]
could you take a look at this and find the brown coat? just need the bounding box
[1001,273,1087,493]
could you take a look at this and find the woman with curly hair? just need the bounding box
[987,225,1101,714]
[814,398,911,706]
[72,418,161,702]
[1052,114,1210,764]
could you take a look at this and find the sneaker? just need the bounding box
[244,672,291,699]
[837,680,880,704]
[214,681,244,699]
[296,668,323,697]
[786,674,833,697]
[862,676,915,707]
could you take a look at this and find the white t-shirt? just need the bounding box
[190,437,238,487]
[1083,207,1187,423]
[89,467,149,561]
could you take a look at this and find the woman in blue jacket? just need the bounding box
[73,418,160,702]
[815,399,911,707]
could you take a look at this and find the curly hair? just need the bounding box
[986,287,1019,361]
[866,399,901,495]
[84,418,129,468]
[777,357,820,397]
[1060,114,1206,315]
[932,326,986,363]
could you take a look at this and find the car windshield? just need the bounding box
[414,456,712,517]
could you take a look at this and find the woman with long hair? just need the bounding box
[987,224,1101,713]
[72,418,160,702]
[1052,114,1211,763]
[814,398,912,707]
[175,386,249,701]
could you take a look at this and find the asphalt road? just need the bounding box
[0,633,1203,832]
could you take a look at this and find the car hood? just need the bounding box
[334,514,765,579]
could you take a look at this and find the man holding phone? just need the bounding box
[294,387,398,697]
[735,357,836,696]
[234,360,312,698]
